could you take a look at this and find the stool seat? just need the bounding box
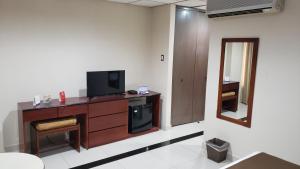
[0,152,44,169]
[35,117,77,131]
[222,92,236,97]
[31,118,80,156]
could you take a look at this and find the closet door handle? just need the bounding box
[180,78,184,82]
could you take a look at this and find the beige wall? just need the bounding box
[147,4,175,130]
[0,0,153,151]
[205,0,300,164]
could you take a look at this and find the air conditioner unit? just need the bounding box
[207,0,285,18]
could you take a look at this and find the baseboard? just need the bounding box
[5,144,19,152]
[162,125,172,130]
[227,152,239,162]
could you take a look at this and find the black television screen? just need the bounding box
[87,70,125,97]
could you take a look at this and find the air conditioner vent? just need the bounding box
[207,0,285,18]
[208,8,270,18]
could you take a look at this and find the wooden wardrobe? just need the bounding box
[171,7,209,126]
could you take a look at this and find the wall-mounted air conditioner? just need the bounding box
[207,0,285,18]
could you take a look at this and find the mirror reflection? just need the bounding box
[221,42,254,122]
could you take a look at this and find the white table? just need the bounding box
[0,153,44,169]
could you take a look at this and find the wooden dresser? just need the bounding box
[88,99,128,147]
[18,91,160,153]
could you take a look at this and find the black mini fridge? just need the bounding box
[128,103,153,133]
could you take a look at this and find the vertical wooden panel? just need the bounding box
[152,95,161,128]
[172,8,208,126]
[171,8,198,126]
[192,12,209,121]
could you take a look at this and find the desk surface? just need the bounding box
[18,91,160,112]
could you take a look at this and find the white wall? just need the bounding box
[230,43,244,82]
[205,0,300,165]
[0,0,153,151]
[224,43,244,82]
[148,4,175,129]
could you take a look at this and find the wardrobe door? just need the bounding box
[192,12,209,121]
[171,8,199,126]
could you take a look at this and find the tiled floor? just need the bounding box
[42,123,232,169]
[222,103,248,120]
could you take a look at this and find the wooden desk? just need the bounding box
[18,97,89,153]
[18,91,160,153]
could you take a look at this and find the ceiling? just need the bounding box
[107,0,207,10]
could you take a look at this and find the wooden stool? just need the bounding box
[31,118,80,156]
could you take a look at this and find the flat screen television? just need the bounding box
[87,70,125,97]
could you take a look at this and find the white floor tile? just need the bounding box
[174,136,206,154]
[127,130,172,145]
[118,151,175,169]
[222,103,248,120]
[42,154,69,169]
[173,157,231,169]
[149,143,201,167]
[100,124,194,157]
[60,146,109,168]
[101,139,147,157]
[41,122,222,169]
[91,161,124,169]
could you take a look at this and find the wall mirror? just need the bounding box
[217,38,259,128]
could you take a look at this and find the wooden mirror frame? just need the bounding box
[217,38,259,128]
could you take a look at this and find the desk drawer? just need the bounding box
[89,100,128,117]
[89,112,128,132]
[88,126,128,147]
[23,108,58,122]
[58,104,88,117]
